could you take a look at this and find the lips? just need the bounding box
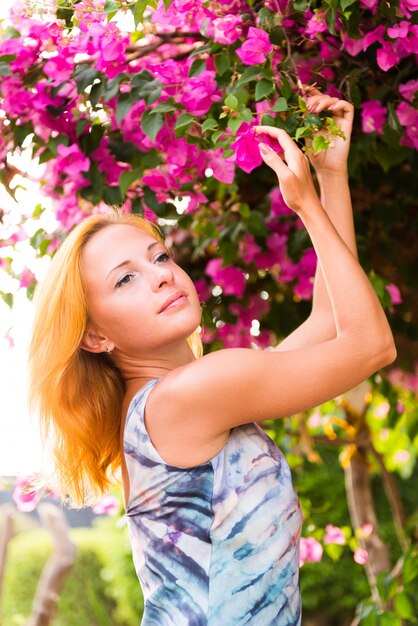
[158,291,187,313]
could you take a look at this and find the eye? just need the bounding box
[155,250,173,263]
[115,273,134,288]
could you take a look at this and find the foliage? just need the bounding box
[2,525,143,626]
[0,0,416,365]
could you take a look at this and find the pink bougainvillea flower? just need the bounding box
[235,27,272,66]
[230,124,281,174]
[181,70,220,116]
[205,258,246,297]
[360,0,379,12]
[324,524,346,545]
[358,523,373,538]
[386,283,402,305]
[354,547,369,565]
[207,148,235,184]
[397,101,417,127]
[387,20,410,39]
[362,25,385,51]
[92,494,119,515]
[399,79,418,102]
[43,52,74,85]
[56,143,90,177]
[361,101,387,134]
[377,42,400,71]
[269,187,293,218]
[194,277,211,303]
[209,14,243,45]
[400,0,418,17]
[374,401,390,418]
[299,537,323,566]
[396,103,418,150]
[12,476,41,512]
[19,268,36,289]
[305,10,328,38]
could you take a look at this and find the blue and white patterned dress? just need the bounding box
[124,378,302,625]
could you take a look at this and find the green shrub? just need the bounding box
[2,524,143,626]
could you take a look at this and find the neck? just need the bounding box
[112,340,196,388]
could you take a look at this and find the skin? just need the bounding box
[81,91,396,507]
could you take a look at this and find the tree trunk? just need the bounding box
[26,503,76,626]
[343,382,391,606]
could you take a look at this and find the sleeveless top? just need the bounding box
[123,378,303,626]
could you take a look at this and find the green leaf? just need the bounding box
[150,101,178,114]
[119,168,143,197]
[103,74,126,101]
[404,551,418,584]
[104,0,118,11]
[211,130,224,145]
[312,134,330,154]
[394,591,416,621]
[255,79,274,102]
[141,110,164,141]
[134,0,148,26]
[236,66,262,86]
[272,97,288,112]
[0,62,11,76]
[76,119,89,136]
[218,240,239,266]
[224,94,239,110]
[227,117,243,134]
[174,112,194,132]
[295,126,313,141]
[116,94,136,125]
[74,65,99,93]
[103,186,122,206]
[241,107,253,123]
[215,54,230,76]
[0,292,13,308]
[89,81,104,108]
[298,96,307,113]
[189,58,206,77]
[340,0,356,10]
[326,8,337,35]
[143,187,159,210]
[202,118,219,132]
[0,54,16,63]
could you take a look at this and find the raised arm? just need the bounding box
[272,89,356,351]
[146,129,396,467]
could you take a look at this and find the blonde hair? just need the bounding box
[29,211,202,507]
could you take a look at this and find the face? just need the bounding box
[80,224,202,358]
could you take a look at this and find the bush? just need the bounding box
[2,524,143,626]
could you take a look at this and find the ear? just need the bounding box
[80,328,114,354]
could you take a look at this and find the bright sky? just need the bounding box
[0,0,48,476]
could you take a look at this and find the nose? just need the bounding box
[151,262,174,291]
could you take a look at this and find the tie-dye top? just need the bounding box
[123,378,302,626]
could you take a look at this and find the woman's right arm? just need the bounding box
[149,129,396,460]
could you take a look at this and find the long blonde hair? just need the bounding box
[29,212,202,507]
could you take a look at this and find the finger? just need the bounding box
[301,84,322,97]
[254,126,303,166]
[327,100,354,119]
[306,95,339,114]
[253,126,296,153]
[258,142,289,179]
[256,128,306,175]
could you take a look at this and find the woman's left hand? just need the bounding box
[304,86,354,175]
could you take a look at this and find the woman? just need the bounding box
[29,90,396,625]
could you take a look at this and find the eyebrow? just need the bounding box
[106,241,161,280]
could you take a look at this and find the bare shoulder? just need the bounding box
[148,338,390,458]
